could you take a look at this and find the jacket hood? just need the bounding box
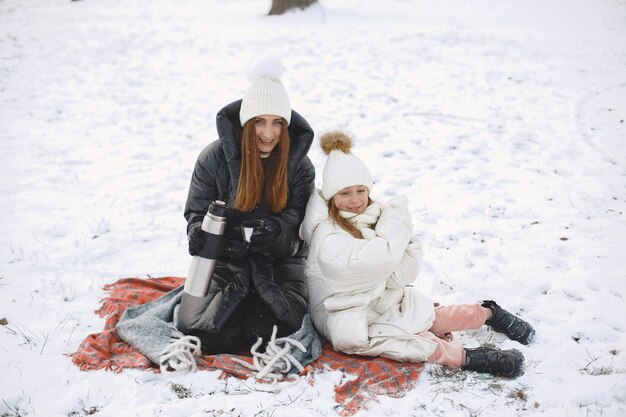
[299,189,329,243]
[215,99,314,175]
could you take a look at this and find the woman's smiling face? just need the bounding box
[332,185,369,214]
[253,115,283,154]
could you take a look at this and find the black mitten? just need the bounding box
[187,223,206,256]
[249,218,282,244]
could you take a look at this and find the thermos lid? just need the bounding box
[208,200,228,217]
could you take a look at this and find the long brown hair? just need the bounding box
[234,118,290,213]
[327,197,374,239]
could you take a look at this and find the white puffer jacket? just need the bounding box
[300,190,437,362]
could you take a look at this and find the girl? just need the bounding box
[176,60,314,354]
[299,131,534,378]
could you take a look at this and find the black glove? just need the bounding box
[249,217,282,244]
[187,223,206,256]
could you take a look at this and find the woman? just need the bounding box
[176,63,315,354]
[299,131,534,378]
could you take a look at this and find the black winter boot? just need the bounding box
[462,347,525,378]
[482,300,535,345]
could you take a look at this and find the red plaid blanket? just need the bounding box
[71,277,424,416]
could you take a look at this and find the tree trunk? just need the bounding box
[268,0,318,15]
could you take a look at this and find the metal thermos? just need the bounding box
[184,200,228,297]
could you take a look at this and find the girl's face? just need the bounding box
[254,115,283,154]
[332,185,369,214]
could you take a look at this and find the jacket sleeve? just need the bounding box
[262,157,315,258]
[183,142,222,233]
[374,194,413,257]
[386,240,423,289]
[377,195,420,289]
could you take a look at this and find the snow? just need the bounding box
[1,0,625,416]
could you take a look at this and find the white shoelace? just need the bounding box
[232,326,307,381]
[159,335,201,375]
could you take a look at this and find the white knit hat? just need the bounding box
[320,131,373,200]
[239,58,292,126]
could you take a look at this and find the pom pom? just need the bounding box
[245,57,286,82]
[320,131,353,155]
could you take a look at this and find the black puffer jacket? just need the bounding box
[176,100,315,342]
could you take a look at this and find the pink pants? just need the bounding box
[419,304,491,368]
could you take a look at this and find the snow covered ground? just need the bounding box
[1,0,625,416]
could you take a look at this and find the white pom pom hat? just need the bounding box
[320,131,373,200]
[239,58,292,126]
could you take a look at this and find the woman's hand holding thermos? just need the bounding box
[187,223,207,256]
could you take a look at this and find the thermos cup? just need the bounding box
[241,219,265,242]
[184,200,228,297]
